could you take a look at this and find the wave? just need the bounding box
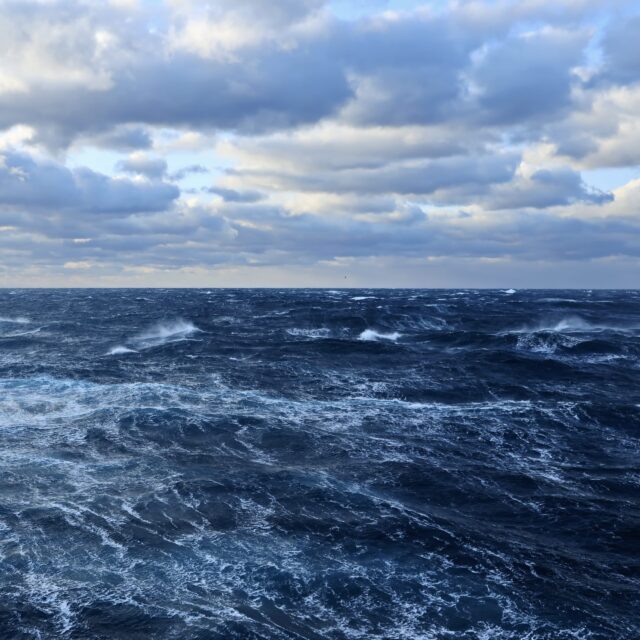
[507,316,637,336]
[358,329,402,342]
[133,319,201,349]
[352,296,376,301]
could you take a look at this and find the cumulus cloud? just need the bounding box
[0,0,637,285]
[0,149,179,214]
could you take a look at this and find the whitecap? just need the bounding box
[358,329,402,342]
[504,289,517,295]
[108,346,138,356]
[352,296,376,301]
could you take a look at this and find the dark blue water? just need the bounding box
[0,289,638,639]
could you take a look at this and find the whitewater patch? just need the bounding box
[359,329,402,342]
[0,316,31,324]
[516,333,583,354]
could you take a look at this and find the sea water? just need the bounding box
[0,289,638,639]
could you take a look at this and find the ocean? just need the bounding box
[0,288,638,639]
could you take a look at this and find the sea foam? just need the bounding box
[0,316,31,324]
[286,328,331,339]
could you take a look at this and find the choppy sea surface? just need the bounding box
[0,289,638,639]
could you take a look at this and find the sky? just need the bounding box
[0,0,639,287]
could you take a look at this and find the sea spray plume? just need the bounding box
[506,315,639,335]
[136,319,201,342]
[107,346,138,356]
[107,319,202,354]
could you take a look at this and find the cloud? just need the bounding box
[470,28,588,125]
[206,187,264,203]
[0,149,179,214]
[485,167,614,209]
[169,164,209,181]
[0,0,612,147]
[0,0,637,285]
[600,15,640,85]
[85,126,153,151]
[117,153,168,179]
[222,152,519,197]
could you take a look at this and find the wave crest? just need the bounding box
[107,346,138,356]
[358,329,402,342]
[507,316,637,336]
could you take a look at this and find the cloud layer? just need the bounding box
[0,0,638,286]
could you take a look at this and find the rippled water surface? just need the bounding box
[0,289,638,639]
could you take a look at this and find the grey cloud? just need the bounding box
[226,153,519,196]
[485,168,614,210]
[170,165,210,181]
[206,187,265,203]
[600,15,640,85]
[2,194,639,276]
[117,155,168,179]
[471,30,588,126]
[84,126,153,151]
[0,0,605,147]
[0,40,352,149]
[0,150,179,214]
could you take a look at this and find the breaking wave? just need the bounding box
[506,315,638,336]
[359,329,402,342]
